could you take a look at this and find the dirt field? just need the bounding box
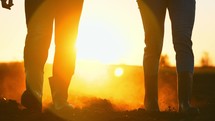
[0,62,215,121]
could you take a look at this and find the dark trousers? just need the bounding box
[137,0,196,75]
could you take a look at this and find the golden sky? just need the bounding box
[0,0,215,66]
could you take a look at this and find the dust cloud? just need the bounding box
[0,62,178,111]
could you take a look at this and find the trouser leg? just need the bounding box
[49,0,84,108]
[168,0,198,113]
[168,0,195,73]
[137,0,167,111]
[23,0,54,106]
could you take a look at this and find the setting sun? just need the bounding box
[114,67,124,77]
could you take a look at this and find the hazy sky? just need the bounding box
[0,0,215,66]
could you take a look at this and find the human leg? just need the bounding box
[168,0,195,73]
[137,0,167,111]
[49,0,84,109]
[168,0,198,113]
[22,0,54,112]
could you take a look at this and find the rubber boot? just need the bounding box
[48,77,74,120]
[144,75,159,112]
[21,89,42,112]
[49,77,71,110]
[21,68,43,112]
[178,72,199,114]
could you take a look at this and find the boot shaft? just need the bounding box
[49,77,70,109]
[177,72,193,112]
[144,75,159,111]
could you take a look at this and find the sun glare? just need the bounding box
[76,19,126,64]
[114,67,124,77]
[74,0,139,65]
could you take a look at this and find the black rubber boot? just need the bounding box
[144,75,159,112]
[178,72,199,114]
[21,90,42,113]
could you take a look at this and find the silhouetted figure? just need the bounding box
[137,0,199,113]
[21,0,84,116]
[1,0,13,10]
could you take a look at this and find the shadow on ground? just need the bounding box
[0,97,215,121]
